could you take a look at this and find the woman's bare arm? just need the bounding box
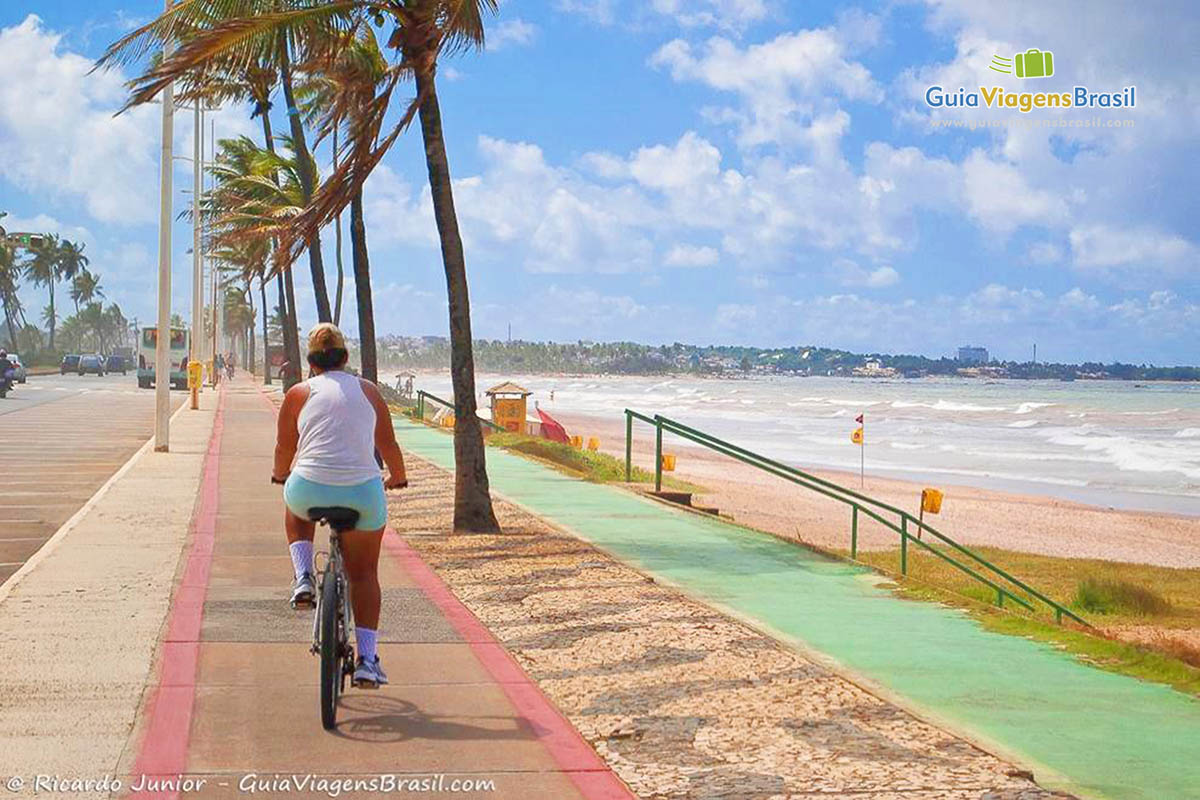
[362,380,408,488]
[272,384,309,481]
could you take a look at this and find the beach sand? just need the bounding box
[552,410,1200,570]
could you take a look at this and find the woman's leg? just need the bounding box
[342,528,384,630]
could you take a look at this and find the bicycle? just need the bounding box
[306,505,360,730]
[271,477,360,730]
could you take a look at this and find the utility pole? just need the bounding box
[190,101,203,409]
[153,23,174,452]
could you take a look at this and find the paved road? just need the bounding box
[0,372,187,583]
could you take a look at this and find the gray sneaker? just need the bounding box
[290,572,315,608]
[353,656,388,688]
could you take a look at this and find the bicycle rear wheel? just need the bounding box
[319,566,341,730]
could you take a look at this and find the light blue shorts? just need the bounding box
[284,474,388,531]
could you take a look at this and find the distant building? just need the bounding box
[957,346,989,364]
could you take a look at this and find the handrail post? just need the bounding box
[654,418,663,492]
[417,391,424,421]
[900,516,909,575]
[851,506,859,559]
[625,410,633,483]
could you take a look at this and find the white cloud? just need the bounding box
[1069,224,1196,271]
[833,259,900,288]
[651,27,882,148]
[0,15,164,225]
[1026,241,1063,264]
[664,244,719,267]
[488,19,538,50]
[650,0,769,31]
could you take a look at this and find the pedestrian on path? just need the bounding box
[272,323,409,688]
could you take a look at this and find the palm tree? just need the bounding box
[0,237,21,350]
[99,0,503,531]
[296,27,387,383]
[70,268,104,315]
[25,234,60,351]
[58,240,90,310]
[203,135,306,384]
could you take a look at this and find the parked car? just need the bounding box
[5,354,27,384]
[105,354,128,375]
[78,354,106,376]
[61,354,81,374]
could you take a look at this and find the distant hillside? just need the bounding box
[371,335,1200,381]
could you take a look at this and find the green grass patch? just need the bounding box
[1074,577,1173,616]
[485,431,705,491]
[845,544,1200,696]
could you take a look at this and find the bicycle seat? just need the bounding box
[307,506,360,533]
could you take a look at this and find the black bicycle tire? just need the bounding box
[319,567,340,730]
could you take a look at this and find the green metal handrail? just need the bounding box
[416,389,505,432]
[624,408,1086,626]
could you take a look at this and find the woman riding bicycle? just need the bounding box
[272,323,408,688]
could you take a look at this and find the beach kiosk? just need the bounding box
[486,381,532,433]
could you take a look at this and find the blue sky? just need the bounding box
[1,0,1197,363]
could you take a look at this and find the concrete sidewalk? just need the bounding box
[113,376,630,799]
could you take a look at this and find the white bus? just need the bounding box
[138,327,189,389]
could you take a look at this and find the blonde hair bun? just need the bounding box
[307,322,346,355]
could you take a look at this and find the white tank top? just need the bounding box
[293,371,380,486]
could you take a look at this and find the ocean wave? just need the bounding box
[891,399,1007,412]
[1015,402,1055,415]
[1037,426,1200,479]
[890,442,927,450]
[1175,428,1200,438]
[1007,420,1040,428]
[1119,408,1180,416]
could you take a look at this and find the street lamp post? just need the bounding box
[153,27,174,452]
[190,100,203,410]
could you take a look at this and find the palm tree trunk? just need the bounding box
[350,189,376,384]
[2,299,18,352]
[260,277,271,385]
[413,66,499,534]
[246,281,256,377]
[278,33,332,323]
[333,126,345,326]
[48,282,55,351]
[261,106,302,384]
[282,266,301,389]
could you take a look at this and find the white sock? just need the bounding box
[356,627,378,663]
[289,540,313,579]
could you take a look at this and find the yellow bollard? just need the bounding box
[661,453,677,472]
[187,360,203,410]
[587,437,600,451]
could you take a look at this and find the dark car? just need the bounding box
[106,354,128,375]
[61,354,81,374]
[78,354,106,376]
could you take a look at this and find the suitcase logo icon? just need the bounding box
[989,49,1055,79]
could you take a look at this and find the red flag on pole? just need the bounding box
[536,407,570,444]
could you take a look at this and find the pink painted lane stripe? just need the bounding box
[130,387,226,799]
[383,532,634,800]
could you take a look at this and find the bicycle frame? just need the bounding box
[311,529,355,661]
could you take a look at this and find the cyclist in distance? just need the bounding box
[272,323,408,687]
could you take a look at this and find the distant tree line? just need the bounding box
[378,336,1200,381]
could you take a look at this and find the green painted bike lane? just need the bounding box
[396,420,1200,800]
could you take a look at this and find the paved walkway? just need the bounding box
[118,378,630,799]
[394,420,1200,800]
